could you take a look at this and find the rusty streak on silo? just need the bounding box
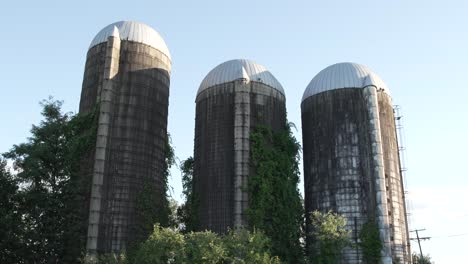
[193,59,286,233]
[79,21,171,256]
[301,63,411,264]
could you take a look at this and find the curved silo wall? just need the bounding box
[194,80,285,233]
[79,39,171,254]
[377,92,411,263]
[301,87,410,264]
[301,88,375,263]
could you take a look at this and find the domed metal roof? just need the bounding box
[198,59,284,95]
[302,62,388,101]
[89,21,171,60]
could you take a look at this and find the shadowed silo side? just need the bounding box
[79,21,171,256]
[301,63,410,264]
[194,59,286,233]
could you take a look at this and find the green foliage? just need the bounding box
[177,157,199,232]
[82,253,127,264]
[130,225,280,264]
[131,224,186,264]
[161,133,176,225]
[2,98,97,263]
[222,229,281,264]
[308,211,351,264]
[164,133,176,188]
[412,253,434,264]
[163,133,176,223]
[168,198,182,229]
[133,177,167,253]
[248,124,304,263]
[359,222,382,264]
[185,231,225,263]
[0,157,24,263]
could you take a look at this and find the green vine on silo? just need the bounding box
[247,124,304,263]
[162,133,176,224]
[132,133,175,253]
[359,221,382,264]
[177,156,200,232]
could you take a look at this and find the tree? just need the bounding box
[308,210,351,264]
[3,98,97,263]
[412,253,433,264]
[248,124,304,263]
[83,253,127,264]
[177,157,199,232]
[0,157,24,263]
[130,225,280,264]
[162,133,176,222]
[131,224,186,264]
[185,231,225,263]
[168,198,181,229]
[222,229,281,264]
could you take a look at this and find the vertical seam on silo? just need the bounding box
[86,34,121,257]
[233,79,250,229]
[363,86,393,264]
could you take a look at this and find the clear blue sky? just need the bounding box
[1,0,466,262]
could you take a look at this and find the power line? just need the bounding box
[430,233,468,239]
[447,233,468,237]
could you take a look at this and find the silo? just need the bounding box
[301,63,410,264]
[193,59,286,233]
[79,21,171,255]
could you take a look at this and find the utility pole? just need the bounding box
[410,229,431,261]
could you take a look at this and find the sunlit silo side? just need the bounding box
[79,21,171,256]
[301,63,410,264]
[193,59,286,233]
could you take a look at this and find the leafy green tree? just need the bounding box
[248,124,304,263]
[177,157,199,232]
[185,231,225,263]
[359,222,382,264]
[168,198,182,229]
[308,210,351,264]
[163,133,176,213]
[130,225,280,264]
[131,224,186,264]
[82,253,127,264]
[222,229,281,264]
[3,98,97,263]
[412,253,433,264]
[0,157,24,263]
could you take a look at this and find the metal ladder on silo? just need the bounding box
[394,106,408,193]
[393,105,412,263]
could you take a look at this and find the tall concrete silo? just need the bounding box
[79,21,171,256]
[193,59,286,233]
[301,63,410,264]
